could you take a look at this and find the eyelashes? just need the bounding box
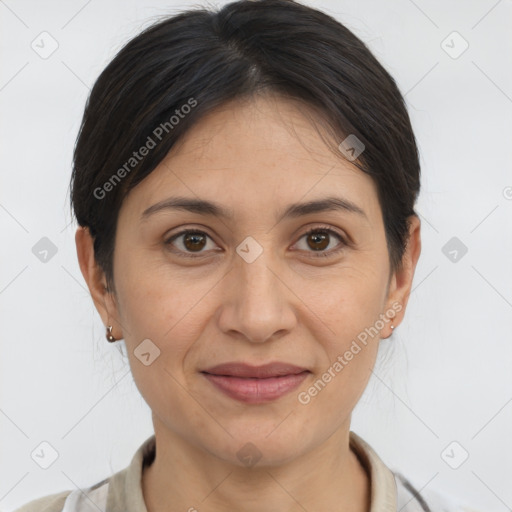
[164,225,348,259]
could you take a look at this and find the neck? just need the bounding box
[141,421,370,512]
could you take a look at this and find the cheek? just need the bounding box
[115,263,206,417]
[303,262,386,406]
[114,252,225,380]
[301,284,383,416]
[309,263,388,341]
[119,285,201,351]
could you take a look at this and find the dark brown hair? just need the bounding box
[70,0,421,294]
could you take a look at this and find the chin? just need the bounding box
[203,424,308,469]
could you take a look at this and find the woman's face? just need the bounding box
[79,94,420,467]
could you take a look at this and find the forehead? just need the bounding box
[120,95,382,227]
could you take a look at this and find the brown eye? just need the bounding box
[295,227,346,257]
[182,232,207,251]
[165,230,216,258]
[306,231,329,251]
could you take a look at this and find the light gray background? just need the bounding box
[1,1,511,511]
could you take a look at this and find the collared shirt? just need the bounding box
[14,432,477,512]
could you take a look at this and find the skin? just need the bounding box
[76,93,421,512]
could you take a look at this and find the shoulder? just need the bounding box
[11,435,152,512]
[394,472,481,512]
[12,490,72,512]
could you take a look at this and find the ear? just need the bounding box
[75,226,123,340]
[382,215,421,337]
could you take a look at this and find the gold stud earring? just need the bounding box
[106,325,116,343]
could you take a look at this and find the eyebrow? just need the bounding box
[140,195,368,223]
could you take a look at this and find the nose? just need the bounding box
[216,249,297,344]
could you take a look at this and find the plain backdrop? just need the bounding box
[1,0,511,511]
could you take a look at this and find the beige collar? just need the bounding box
[350,431,397,511]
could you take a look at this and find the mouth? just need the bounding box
[200,362,311,404]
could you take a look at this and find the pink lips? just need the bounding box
[201,362,310,404]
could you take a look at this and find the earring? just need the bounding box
[390,324,395,330]
[106,325,116,343]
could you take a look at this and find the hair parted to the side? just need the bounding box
[69,0,421,295]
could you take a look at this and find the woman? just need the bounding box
[15,0,477,510]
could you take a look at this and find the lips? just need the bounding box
[200,362,311,404]
[201,362,309,379]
